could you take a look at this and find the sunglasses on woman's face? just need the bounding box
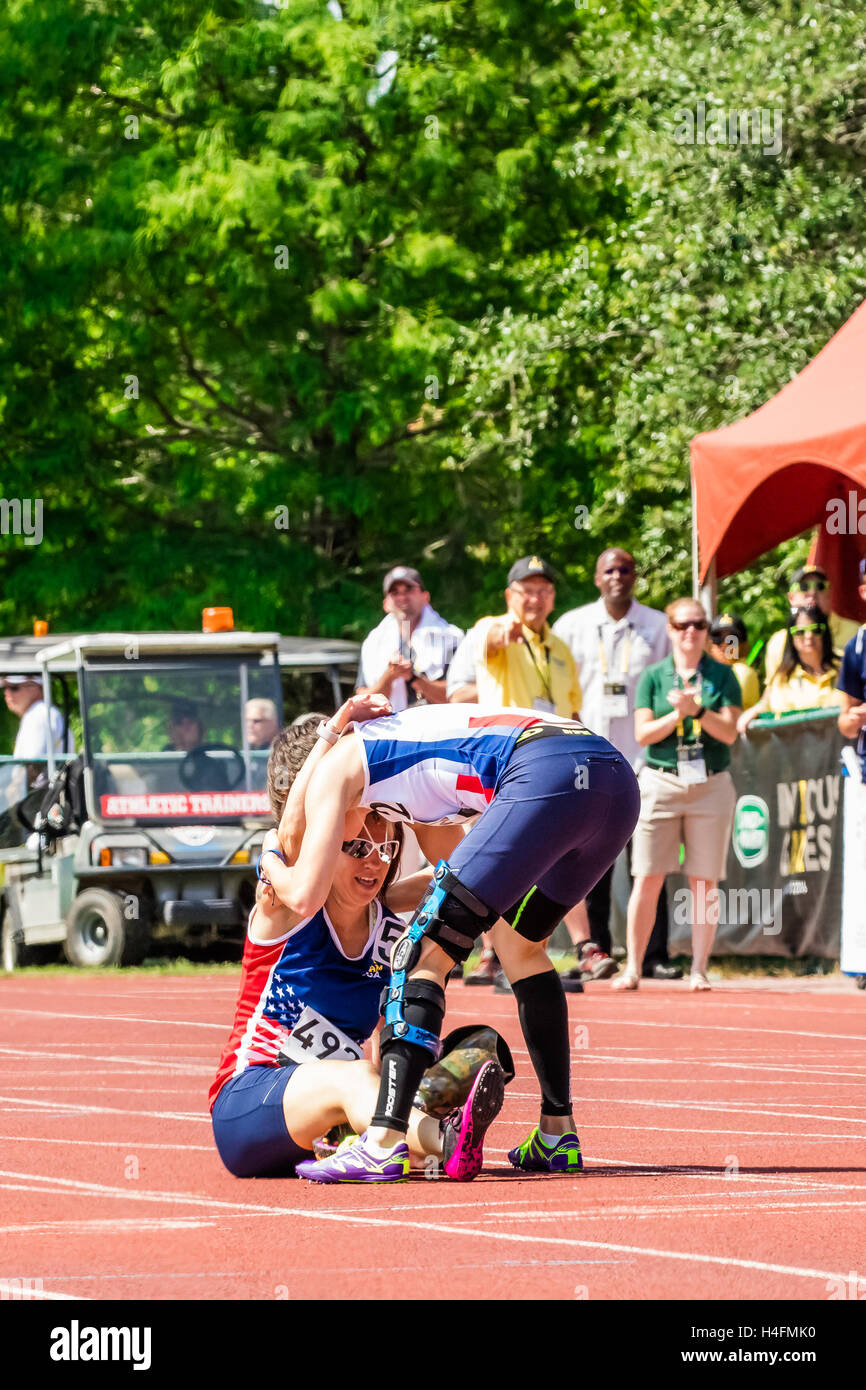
[341,836,400,863]
[792,623,823,637]
[671,618,708,632]
[799,580,827,593]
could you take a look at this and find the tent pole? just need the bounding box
[701,557,717,620]
[691,470,699,599]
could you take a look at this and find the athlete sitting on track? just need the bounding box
[209,697,506,1182]
[261,702,641,1184]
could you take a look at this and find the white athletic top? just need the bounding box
[354,704,576,826]
[13,700,74,759]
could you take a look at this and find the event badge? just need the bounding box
[677,745,708,785]
[602,681,629,720]
[532,697,556,714]
[281,1006,364,1064]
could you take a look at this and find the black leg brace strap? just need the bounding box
[373,978,447,1134]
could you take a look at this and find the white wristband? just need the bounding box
[317,720,340,746]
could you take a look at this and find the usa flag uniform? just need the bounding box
[209,900,402,1110]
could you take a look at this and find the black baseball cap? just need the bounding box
[507,555,556,586]
[708,613,747,645]
[383,566,424,594]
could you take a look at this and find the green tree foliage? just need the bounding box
[0,0,864,651]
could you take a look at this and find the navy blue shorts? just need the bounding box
[448,731,641,939]
[211,1064,314,1178]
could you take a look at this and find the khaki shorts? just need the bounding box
[631,765,737,881]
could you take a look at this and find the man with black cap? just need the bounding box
[357,566,462,713]
[471,557,582,715]
[708,614,760,710]
[765,564,858,683]
[462,557,581,990]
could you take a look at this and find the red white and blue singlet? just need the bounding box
[354,704,571,825]
[209,900,403,1110]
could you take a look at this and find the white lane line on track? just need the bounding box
[0,1217,216,1234]
[0,1167,850,1289]
[0,1134,214,1151]
[549,1095,866,1126]
[0,1046,212,1075]
[0,1281,91,1301]
[1,1008,225,1030]
[0,1096,209,1122]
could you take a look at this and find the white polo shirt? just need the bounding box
[553,597,669,766]
[357,605,463,712]
[13,700,74,759]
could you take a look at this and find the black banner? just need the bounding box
[667,710,845,958]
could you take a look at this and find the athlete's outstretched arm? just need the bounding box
[269,738,367,919]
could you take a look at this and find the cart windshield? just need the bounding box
[81,657,281,821]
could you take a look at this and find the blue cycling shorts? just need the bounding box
[211,1063,314,1178]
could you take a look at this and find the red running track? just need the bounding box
[0,972,864,1301]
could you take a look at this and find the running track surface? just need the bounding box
[1,973,864,1301]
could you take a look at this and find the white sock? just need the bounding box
[538,1127,562,1147]
[364,1137,400,1158]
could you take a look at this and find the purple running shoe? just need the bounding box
[296,1134,410,1184]
[440,1058,505,1182]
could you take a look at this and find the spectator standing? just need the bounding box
[738,607,841,732]
[553,548,679,983]
[615,597,741,992]
[765,564,858,682]
[708,614,760,710]
[462,555,581,989]
[471,557,581,714]
[357,566,462,712]
[2,675,73,759]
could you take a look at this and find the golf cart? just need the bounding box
[0,620,284,969]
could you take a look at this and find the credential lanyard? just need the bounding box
[521,633,554,704]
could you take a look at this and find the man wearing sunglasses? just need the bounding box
[764,565,858,684]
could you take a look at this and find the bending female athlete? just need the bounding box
[209,700,505,1182]
[262,703,641,1185]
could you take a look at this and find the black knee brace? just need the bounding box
[398,861,499,968]
[503,883,569,942]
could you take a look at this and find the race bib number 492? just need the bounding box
[280,1006,363,1064]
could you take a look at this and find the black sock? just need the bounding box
[371,981,446,1134]
[511,970,572,1117]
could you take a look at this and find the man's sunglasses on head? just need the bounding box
[341,836,400,863]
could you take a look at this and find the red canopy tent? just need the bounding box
[691,299,866,622]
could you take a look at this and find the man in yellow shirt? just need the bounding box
[472,557,582,717]
[464,556,581,991]
[765,565,858,682]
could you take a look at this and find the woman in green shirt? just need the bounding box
[613,598,741,992]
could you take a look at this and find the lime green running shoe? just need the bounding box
[507,1127,583,1174]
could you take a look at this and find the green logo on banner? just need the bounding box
[732,794,770,868]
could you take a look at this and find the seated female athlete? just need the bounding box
[209,698,505,1182]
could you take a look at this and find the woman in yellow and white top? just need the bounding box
[737,607,842,733]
